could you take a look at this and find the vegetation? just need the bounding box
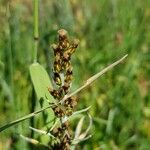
[0,0,150,149]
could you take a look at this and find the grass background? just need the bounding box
[0,0,150,149]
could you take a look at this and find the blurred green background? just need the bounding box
[0,0,150,149]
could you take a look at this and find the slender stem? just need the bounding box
[7,3,14,101]
[33,0,39,62]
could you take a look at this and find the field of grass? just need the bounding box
[0,0,150,149]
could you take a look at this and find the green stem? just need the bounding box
[6,3,14,101]
[33,0,39,63]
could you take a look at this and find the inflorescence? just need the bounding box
[48,29,79,150]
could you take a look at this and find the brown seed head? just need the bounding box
[58,29,68,39]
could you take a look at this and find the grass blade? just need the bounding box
[0,104,54,132]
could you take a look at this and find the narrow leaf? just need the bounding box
[61,54,128,103]
[0,105,53,132]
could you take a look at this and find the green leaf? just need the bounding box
[0,105,53,132]
[29,63,55,127]
[29,62,53,102]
